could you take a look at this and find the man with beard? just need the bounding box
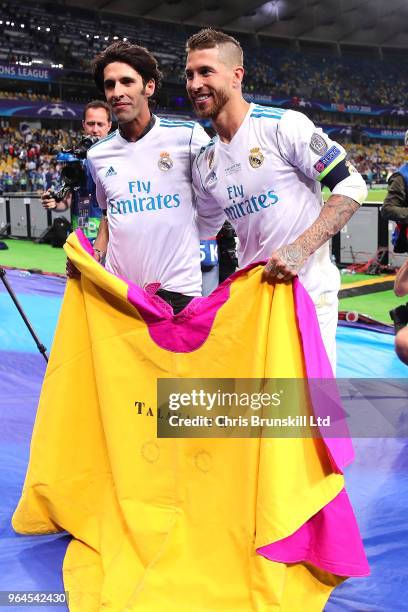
[185,29,367,369]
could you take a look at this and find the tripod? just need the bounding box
[0,266,48,363]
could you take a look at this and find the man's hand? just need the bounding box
[263,244,307,283]
[66,249,104,279]
[93,248,104,264]
[263,195,360,284]
[66,258,80,279]
[41,190,57,210]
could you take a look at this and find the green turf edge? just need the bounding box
[0,239,66,274]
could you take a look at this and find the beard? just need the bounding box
[189,88,229,119]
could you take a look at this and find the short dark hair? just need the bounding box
[186,28,243,64]
[92,41,162,94]
[82,100,112,122]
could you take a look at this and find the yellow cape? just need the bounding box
[13,232,365,611]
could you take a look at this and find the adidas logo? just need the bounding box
[105,166,117,177]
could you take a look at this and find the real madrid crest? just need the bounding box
[249,147,264,168]
[158,151,173,171]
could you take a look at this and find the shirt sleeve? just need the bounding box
[190,122,211,162]
[192,150,227,239]
[277,109,367,204]
[86,155,107,210]
[277,110,346,180]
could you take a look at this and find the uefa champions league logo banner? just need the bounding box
[0,100,84,119]
[0,62,64,82]
[245,93,408,118]
[321,124,406,141]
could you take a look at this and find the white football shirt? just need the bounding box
[193,104,365,305]
[87,116,209,295]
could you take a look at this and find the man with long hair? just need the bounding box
[88,42,212,312]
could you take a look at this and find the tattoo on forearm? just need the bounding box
[278,244,308,270]
[293,195,359,259]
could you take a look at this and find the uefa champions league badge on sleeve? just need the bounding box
[158,151,173,171]
[309,133,328,155]
[249,147,264,168]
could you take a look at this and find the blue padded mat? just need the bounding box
[1,270,407,611]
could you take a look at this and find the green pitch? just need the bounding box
[323,187,387,204]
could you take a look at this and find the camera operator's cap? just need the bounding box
[56,152,78,163]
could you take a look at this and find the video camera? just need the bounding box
[52,136,98,202]
[217,221,238,282]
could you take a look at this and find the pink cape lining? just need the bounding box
[73,229,369,577]
[257,279,369,577]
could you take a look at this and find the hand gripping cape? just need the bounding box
[13,230,369,611]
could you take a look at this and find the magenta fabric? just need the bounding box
[257,280,368,578]
[293,278,354,471]
[127,281,231,353]
[144,282,162,295]
[75,229,94,256]
[257,489,370,577]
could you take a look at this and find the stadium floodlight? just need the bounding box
[20,24,25,28]
[11,21,14,26]
[105,36,109,41]
[123,37,127,41]
[37,26,41,30]
[94,35,99,38]
[6,21,10,25]
[46,27,50,32]
[86,34,90,37]
[113,36,118,40]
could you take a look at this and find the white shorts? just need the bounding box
[315,295,339,374]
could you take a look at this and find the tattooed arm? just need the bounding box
[263,195,359,283]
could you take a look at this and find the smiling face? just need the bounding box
[185,47,241,120]
[103,61,155,126]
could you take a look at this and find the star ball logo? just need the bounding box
[37,103,77,117]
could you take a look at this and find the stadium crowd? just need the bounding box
[0,124,405,194]
[0,126,80,193]
[1,1,408,108]
[244,52,408,107]
[0,90,61,103]
[0,1,406,193]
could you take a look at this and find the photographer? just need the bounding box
[381,129,408,252]
[381,128,408,364]
[391,259,408,365]
[41,101,112,255]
